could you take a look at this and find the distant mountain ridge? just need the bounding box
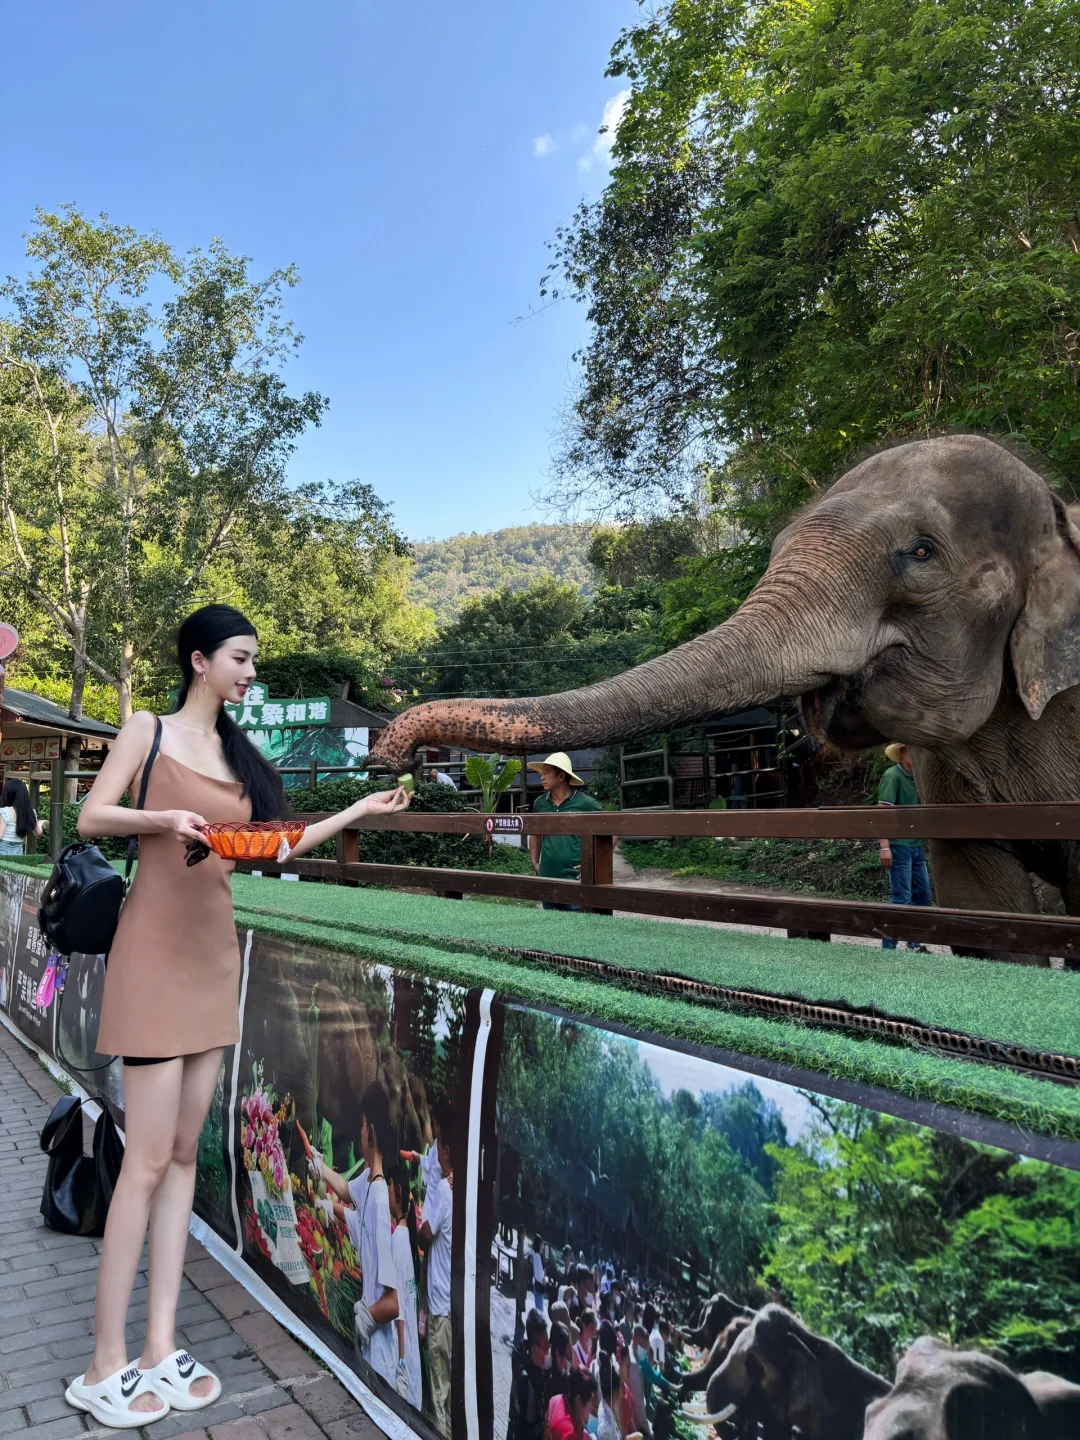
[408,523,595,622]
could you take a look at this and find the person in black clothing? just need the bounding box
[508,1309,549,1440]
[544,1322,572,1410]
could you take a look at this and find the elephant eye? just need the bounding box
[910,539,935,561]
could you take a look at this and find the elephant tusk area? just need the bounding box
[681,1405,738,1424]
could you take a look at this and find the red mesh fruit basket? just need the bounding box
[201,821,307,860]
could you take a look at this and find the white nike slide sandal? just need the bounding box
[66,1364,170,1428]
[143,1349,223,1411]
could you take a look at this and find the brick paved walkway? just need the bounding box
[0,1025,388,1440]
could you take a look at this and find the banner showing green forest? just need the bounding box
[495,1009,1080,1384]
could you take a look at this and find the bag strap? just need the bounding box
[125,716,163,886]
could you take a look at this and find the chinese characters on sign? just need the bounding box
[224,683,332,730]
[484,815,524,834]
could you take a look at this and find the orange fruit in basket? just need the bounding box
[201,820,308,860]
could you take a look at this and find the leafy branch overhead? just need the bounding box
[546,0,1080,538]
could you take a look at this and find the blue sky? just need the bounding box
[1,0,639,541]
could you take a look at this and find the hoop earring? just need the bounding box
[199,673,207,692]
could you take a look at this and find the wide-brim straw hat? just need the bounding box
[527,752,585,786]
[884,743,908,764]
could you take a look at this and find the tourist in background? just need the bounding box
[877,743,932,952]
[0,777,46,856]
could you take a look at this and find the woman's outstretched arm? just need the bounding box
[286,786,411,859]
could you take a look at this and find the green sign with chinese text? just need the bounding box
[224,683,331,729]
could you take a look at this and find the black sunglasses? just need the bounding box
[185,839,211,867]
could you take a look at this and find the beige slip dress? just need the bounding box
[96,748,251,1058]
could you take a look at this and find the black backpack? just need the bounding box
[39,1093,124,1236]
[38,718,162,957]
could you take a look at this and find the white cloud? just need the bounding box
[574,89,631,176]
[592,88,630,162]
[533,133,556,158]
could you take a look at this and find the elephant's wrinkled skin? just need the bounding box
[864,1337,1065,1440]
[699,1304,889,1439]
[369,435,1080,962]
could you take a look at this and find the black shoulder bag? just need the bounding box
[39,1093,124,1236]
[38,717,163,957]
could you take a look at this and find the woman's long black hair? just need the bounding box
[0,777,36,838]
[174,605,287,822]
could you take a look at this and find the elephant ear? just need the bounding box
[1010,494,1080,720]
[943,1379,1042,1440]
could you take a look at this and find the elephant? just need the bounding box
[245,957,311,1128]
[368,434,1080,964]
[683,1304,890,1440]
[864,1337,1070,1440]
[310,980,377,1167]
[680,1315,752,1396]
[681,1293,753,1352]
[1019,1371,1080,1439]
[377,1043,425,1155]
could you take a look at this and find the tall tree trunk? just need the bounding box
[117,639,135,724]
[64,651,86,804]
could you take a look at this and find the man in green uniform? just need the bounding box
[528,752,603,911]
[878,742,932,951]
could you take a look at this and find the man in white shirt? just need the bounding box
[531,1235,547,1315]
[318,1082,399,1388]
[420,1118,454,1437]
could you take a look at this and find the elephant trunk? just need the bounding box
[369,564,880,769]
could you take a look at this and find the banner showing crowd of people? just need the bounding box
[0,861,1077,1440]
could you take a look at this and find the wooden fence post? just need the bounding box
[335,824,360,887]
[581,834,614,916]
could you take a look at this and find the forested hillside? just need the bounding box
[408,524,594,621]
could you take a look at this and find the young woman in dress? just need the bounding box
[0,776,47,857]
[65,605,410,1428]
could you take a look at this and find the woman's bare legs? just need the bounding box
[140,1048,223,1399]
[85,1060,186,1413]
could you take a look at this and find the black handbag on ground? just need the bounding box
[39,1093,124,1236]
[38,718,163,957]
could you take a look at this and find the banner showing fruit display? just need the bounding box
[0,867,23,1012]
[231,930,475,1440]
[241,1069,309,1284]
[7,873,56,1055]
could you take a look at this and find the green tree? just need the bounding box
[547,0,1080,607]
[763,1099,1080,1379]
[1,206,325,721]
[498,1011,773,1292]
[397,577,655,704]
[409,523,595,623]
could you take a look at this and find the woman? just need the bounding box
[573,1309,597,1373]
[65,605,410,1428]
[545,1367,599,1440]
[595,1349,622,1440]
[0,776,46,857]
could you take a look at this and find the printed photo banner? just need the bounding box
[0,865,1077,1440]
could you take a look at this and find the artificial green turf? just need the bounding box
[231,896,1080,1143]
[6,859,1077,1139]
[229,874,1080,1057]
